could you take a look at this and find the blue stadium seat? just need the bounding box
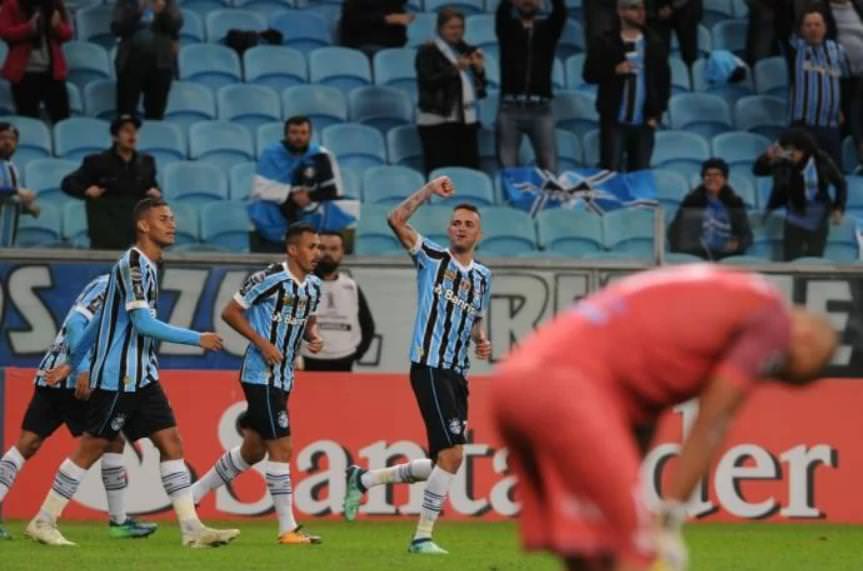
[373,48,419,102]
[66,83,83,116]
[719,254,771,265]
[556,129,582,171]
[478,206,537,255]
[484,54,500,90]
[0,82,13,116]
[429,167,495,206]
[747,210,783,260]
[183,0,228,18]
[564,54,595,94]
[217,84,281,133]
[788,256,832,264]
[163,161,229,206]
[205,9,267,44]
[229,161,256,201]
[83,79,117,119]
[179,44,242,89]
[478,127,497,176]
[664,252,704,264]
[62,201,89,248]
[304,3,342,33]
[256,122,283,158]
[387,125,424,172]
[270,10,331,53]
[180,9,205,43]
[477,91,498,129]
[702,0,735,26]
[76,6,115,49]
[54,117,111,161]
[536,208,603,257]
[732,0,748,16]
[362,165,425,205]
[348,86,414,133]
[188,121,255,172]
[754,56,788,98]
[711,20,747,57]
[553,91,598,140]
[670,57,691,93]
[138,121,186,169]
[234,0,293,17]
[653,169,689,212]
[15,203,61,247]
[603,208,656,258]
[64,41,111,91]
[651,131,711,180]
[669,93,732,137]
[281,85,348,129]
[355,204,403,255]
[164,81,217,133]
[691,57,754,104]
[201,201,252,252]
[411,205,453,244]
[244,46,306,90]
[672,24,712,59]
[557,19,584,61]
[0,115,51,171]
[338,166,362,199]
[582,128,600,168]
[465,14,495,52]
[321,123,386,169]
[308,47,372,94]
[425,0,484,13]
[734,95,786,139]
[406,12,437,48]
[711,131,770,168]
[824,218,859,262]
[171,202,201,246]
[25,158,77,203]
[844,136,860,174]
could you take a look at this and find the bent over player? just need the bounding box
[490,265,836,571]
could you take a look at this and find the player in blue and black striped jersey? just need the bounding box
[192,222,325,546]
[0,275,156,540]
[28,198,239,549]
[342,176,492,555]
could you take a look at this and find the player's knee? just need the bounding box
[16,433,44,459]
[152,428,184,460]
[242,438,267,464]
[106,436,125,454]
[436,446,463,472]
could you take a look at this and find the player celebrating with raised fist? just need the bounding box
[342,176,492,555]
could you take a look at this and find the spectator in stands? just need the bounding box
[300,232,376,372]
[112,0,182,120]
[647,0,702,70]
[0,122,39,247]
[754,127,847,261]
[789,6,849,167]
[248,116,344,253]
[584,0,670,172]
[746,0,794,65]
[416,8,486,174]
[61,115,160,250]
[496,0,566,173]
[0,0,71,123]
[340,0,414,58]
[668,158,753,260]
[824,0,863,171]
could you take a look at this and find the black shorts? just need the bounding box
[85,382,176,441]
[22,386,88,438]
[409,363,469,461]
[241,383,291,441]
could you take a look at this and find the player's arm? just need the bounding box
[387,176,454,249]
[128,309,222,351]
[471,318,491,360]
[222,299,283,365]
[44,308,102,384]
[303,316,323,354]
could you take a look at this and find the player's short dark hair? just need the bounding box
[0,122,19,139]
[452,203,480,217]
[132,198,169,234]
[285,222,317,247]
[285,115,312,130]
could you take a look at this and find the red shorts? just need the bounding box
[490,366,656,567]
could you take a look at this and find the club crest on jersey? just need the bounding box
[110,414,127,432]
[448,418,464,435]
[277,411,289,429]
[444,269,458,282]
[282,293,295,306]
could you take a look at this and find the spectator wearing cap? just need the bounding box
[61,115,160,250]
[584,0,670,172]
[668,158,753,260]
[340,0,414,58]
[0,122,40,246]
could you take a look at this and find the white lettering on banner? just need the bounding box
[805,280,852,365]
[295,440,350,516]
[8,266,56,353]
[161,269,208,356]
[779,445,837,518]
[714,445,780,518]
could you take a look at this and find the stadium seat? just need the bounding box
[603,208,656,258]
[711,20,747,57]
[669,93,732,137]
[669,57,691,94]
[188,121,255,172]
[553,91,598,141]
[464,14,496,53]
[671,24,712,59]
[321,123,386,169]
[171,202,200,246]
[477,91,498,130]
[484,54,501,90]
[429,167,495,206]
[664,252,704,264]
[728,172,757,208]
[824,218,859,262]
[281,85,348,130]
[83,79,117,119]
[536,208,603,257]
[653,169,689,212]
[163,161,228,209]
[478,206,537,255]
[164,81,217,133]
[348,86,414,133]
[183,0,228,18]
[557,19,585,61]
[651,131,711,180]
[425,0,484,13]
[407,12,436,47]
[205,9,267,44]
[25,158,77,203]
[270,10,331,53]
[691,57,754,104]
[54,117,111,161]
[556,129,583,171]
[355,204,403,255]
[734,95,786,139]
[0,82,13,116]
[66,83,83,116]
[308,47,372,94]
[0,115,51,171]
[64,41,111,91]
[138,121,186,169]
[179,44,242,89]
[201,201,252,252]
[244,46,307,90]
[233,0,293,18]
[256,122,283,159]
[180,9,205,44]
[843,136,859,174]
[411,205,453,244]
[747,210,783,260]
[229,161,256,201]
[582,129,600,168]
[564,54,595,94]
[63,201,89,248]
[217,84,281,133]
[387,125,425,172]
[362,165,425,205]
[373,48,419,102]
[478,127,497,176]
[789,256,832,264]
[754,56,788,98]
[703,0,735,26]
[76,6,115,49]
[719,254,771,265]
[338,166,362,199]
[711,131,770,168]
[15,202,61,247]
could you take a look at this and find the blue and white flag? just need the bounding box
[299,199,361,233]
[501,167,658,216]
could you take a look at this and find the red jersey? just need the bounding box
[499,265,792,423]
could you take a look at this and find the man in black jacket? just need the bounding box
[753,128,847,261]
[496,0,566,173]
[340,0,413,57]
[668,158,753,260]
[62,115,160,250]
[584,0,670,172]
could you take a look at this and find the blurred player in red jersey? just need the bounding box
[490,264,837,571]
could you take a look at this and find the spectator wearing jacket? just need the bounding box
[340,0,413,58]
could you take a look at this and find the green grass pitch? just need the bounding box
[0,520,861,570]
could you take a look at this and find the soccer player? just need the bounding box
[489,265,837,571]
[0,275,156,540]
[30,198,239,548]
[342,177,492,555]
[191,222,324,545]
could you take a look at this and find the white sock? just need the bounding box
[266,461,297,535]
[37,458,86,524]
[101,453,128,524]
[192,446,251,504]
[0,446,25,503]
[160,459,203,534]
[360,459,433,490]
[413,466,454,541]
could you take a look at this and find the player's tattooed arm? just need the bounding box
[472,318,491,360]
[387,176,455,249]
[222,299,284,365]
